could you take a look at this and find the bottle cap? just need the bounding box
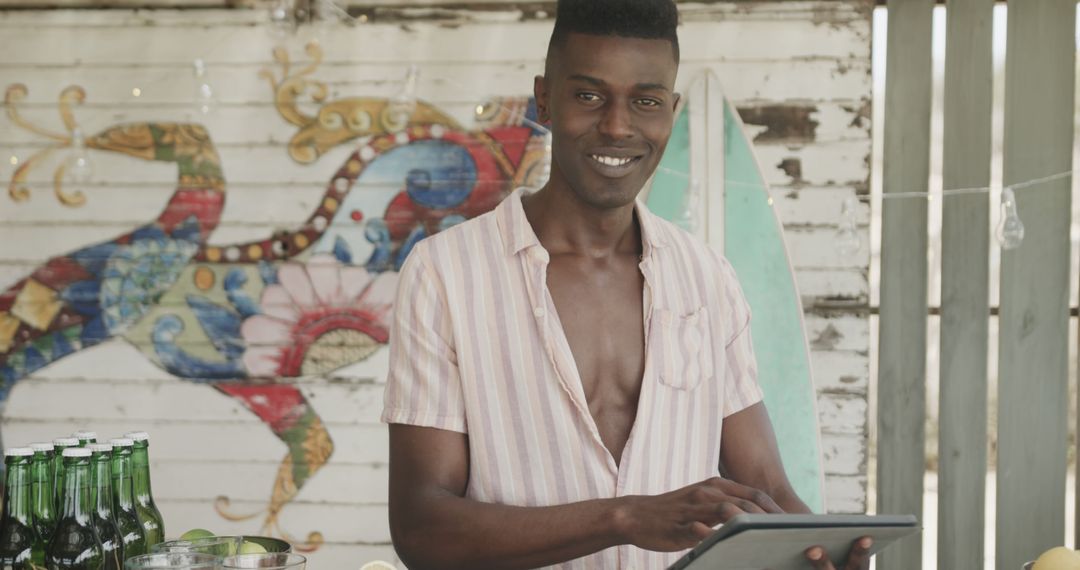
[62,448,92,458]
[4,447,33,457]
[87,443,113,453]
[124,431,150,442]
[29,442,54,452]
[53,437,79,447]
[73,430,98,440]
[109,438,134,448]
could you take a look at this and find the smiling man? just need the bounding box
[382,1,870,568]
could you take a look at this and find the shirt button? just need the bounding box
[533,307,545,318]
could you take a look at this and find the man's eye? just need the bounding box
[577,93,601,103]
[637,98,662,107]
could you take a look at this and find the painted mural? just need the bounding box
[1,41,550,550]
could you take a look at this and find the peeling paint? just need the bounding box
[810,323,845,350]
[737,104,819,144]
[777,157,805,187]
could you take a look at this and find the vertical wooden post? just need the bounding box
[938,1,993,568]
[877,1,933,569]
[997,2,1076,569]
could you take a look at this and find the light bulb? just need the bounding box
[385,65,419,131]
[834,195,861,256]
[65,127,93,184]
[996,187,1025,250]
[679,179,701,233]
[268,0,295,38]
[192,58,218,116]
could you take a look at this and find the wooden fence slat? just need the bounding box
[937,0,993,568]
[877,1,933,569]
[997,2,1076,568]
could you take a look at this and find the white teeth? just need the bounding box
[591,155,634,167]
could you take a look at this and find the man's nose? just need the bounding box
[597,102,634,140]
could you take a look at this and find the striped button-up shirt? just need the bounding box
[382,189,763,569]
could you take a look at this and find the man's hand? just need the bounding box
[804,537,873,570]
[615,476,784,552]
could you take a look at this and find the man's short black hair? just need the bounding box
[546,0,681,66]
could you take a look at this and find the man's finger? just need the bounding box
[707,478,784,513]
[843,536,873,570]
[804,546,836,570]
[687,521,713,541]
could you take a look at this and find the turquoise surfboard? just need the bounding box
[645,73,825,513]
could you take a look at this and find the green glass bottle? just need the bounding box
[45,448,103,569]
[29,443,57,549]
[107,439,145,560]
[50,439,78,516]
[0,448,46,569]
[122,433,163,547]
[87,444,123,570]
[71,433,96,449]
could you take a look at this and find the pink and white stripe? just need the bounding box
[383,189,763,569]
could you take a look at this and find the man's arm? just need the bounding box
[720,402,873,570]
[718,402,810,513]
[389,423,784,570]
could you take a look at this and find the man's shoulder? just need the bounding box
[410,207,505,267]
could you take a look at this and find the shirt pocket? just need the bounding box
[653,306,714,390]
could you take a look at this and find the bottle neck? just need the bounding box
[3,458,33,525]
[30,452,55,520]
[91,454,115,516]
[60,457,94,523]
[111,450,137,511]
[131,445,154,503]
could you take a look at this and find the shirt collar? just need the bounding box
[497,187,668,260]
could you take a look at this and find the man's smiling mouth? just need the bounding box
[589,154,641,167]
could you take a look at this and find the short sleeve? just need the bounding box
[716,256,764,418]
[381,244,467,434]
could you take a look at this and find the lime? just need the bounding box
[180,528,215,541]
[239,541,268,554]
[360,562,397,570]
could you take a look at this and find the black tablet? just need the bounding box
[667,513,920,570]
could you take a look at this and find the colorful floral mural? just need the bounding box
[1,41,549,549]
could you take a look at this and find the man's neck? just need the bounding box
[521,183,643,260]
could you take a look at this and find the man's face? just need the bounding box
[535,33,679,210]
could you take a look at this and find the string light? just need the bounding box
[996,187,1025,250]
[385,65,419,132]
[834,195,861,256]
[65,127,93,186]
[192,58,218,116]
[131,88,142,98]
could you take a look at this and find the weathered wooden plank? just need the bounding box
[937,1,993,568]
[821,433,865,476]
[0,60,870,109]
[877,1,932,569]
[816,393,867,436]
[0,13,868,62]
[2,100,870,147]
[824,474,867,514]
[996,1,1076,568]
[154,460,389,504]
[0,183,869,229]
[805,315,869,352]
[796,269,869,307]
[0,419,390,464]
[4,139,868,189]
[811,350,869,394]
[6,377,388,424]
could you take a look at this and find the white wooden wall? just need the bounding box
[0,2,872,566]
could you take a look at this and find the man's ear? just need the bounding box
[533,75,550,123]
[672,92,682,113]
